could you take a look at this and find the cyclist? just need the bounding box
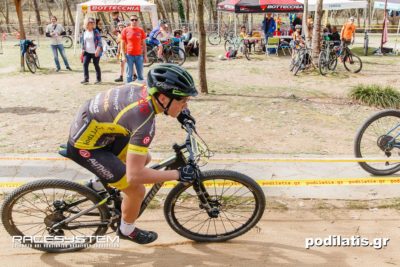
[65,64,198,244]
[148,19,170,61]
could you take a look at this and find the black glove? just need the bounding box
[177,108,196,125]
[178,164,197,183]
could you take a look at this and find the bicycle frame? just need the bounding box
[383,124,400,149]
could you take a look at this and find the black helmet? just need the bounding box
[147,64,198,99]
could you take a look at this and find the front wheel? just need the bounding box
[25,52,36,73]
[318,51,328,76]
[354,110,400,175]
[164,170,265,242]
[168,47,186,66]
[344,53,362,73]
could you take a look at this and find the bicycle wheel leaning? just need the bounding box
[243,45,250,60]
[32,53,40,69]
[164,170,265,242]
[344,53,362,73]
[1,179,111,253]
[328,52,338,71]
[25,53,37,73]
[318,51,329,76]
[62,36,73,49]
[354,110,400,175]
[208,32,221,46]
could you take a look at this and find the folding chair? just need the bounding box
[265,37,280,56]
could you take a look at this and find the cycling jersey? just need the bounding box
[68,83,161,156]
[148,27,162,46]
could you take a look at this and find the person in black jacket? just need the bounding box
[331,26,341,45]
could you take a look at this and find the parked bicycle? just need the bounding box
[24,40,40,74]
[290,44,314,76]
[318,40,339,75]
[319,41,362,74]
[225,37,250,61]
[1,117,266,252]
[208,26,235,46]
[354,110,400,176]
[145,40,186,67]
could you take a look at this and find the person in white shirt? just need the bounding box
[80,17,103,84]
[45,16,71,72]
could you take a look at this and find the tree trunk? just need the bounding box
[45,0,52,19]
[366,0,372,30]
[169,0,176,26]
[139,12,146,29]
[5,0,11,33]
[14,0,26,71]
[160,0,170,23]
[177,0,185,25]
[64,0,74,26]
[62,0,66,26]
[155,0,167,20]
[210,0,218,28]
[302,0,310,45]
[197,0,208,94]
[32,0,43,34]
[312,0,323,62]
[185,0,190,24]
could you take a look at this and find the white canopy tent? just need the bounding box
[74,0,158,53]
[298,0,367,11]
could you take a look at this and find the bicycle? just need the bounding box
[208,27,235,46]
[318,40,339,75]
[290,44,314,76]
[24,40,40,74]
[226,37,250,60]
[330,42,363,74]
[354,110,400,176]
[145,40,186,67]
[1,118,266,253]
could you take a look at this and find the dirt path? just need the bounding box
[1,208,399,267]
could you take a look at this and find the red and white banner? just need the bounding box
[90,5,141,12]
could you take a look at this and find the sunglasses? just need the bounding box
[131,18,138,21]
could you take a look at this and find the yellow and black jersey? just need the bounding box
[68,83,161,156]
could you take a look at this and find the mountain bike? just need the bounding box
[355,110,400,175]
[290,44,314,76]
[1,118,266,253]
[208,27,235,46]
[225,37,250,60]
[330,42,362,74]
[145,40,186,67]
[318,40,339,75]
[24,40,40,74]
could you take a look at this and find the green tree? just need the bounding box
[177,0,185,24]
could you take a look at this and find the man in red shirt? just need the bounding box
[121,14,147,83]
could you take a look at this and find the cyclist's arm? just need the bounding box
[126,153,179,185]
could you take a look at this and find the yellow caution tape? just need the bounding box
[1,156,400,163]
[1,177,400,188]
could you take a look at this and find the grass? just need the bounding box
[349,84,400,109]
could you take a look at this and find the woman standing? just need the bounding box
[115,22,136,82]
[81,17,102,84]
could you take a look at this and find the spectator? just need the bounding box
[331,26,341,45]
[96,18,104,34]
[181,26,192,46]
[115,22,136,82]
[262,13,276,54]
[121,14,147,83]
[292,14,302,31]
[81,17,103,84]
[340,16,356,57]
[45,16,72,72]
[239,25,247,39]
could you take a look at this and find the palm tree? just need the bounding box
[311,0,323,62]
[14,0,26,71]
[197,0,208,94]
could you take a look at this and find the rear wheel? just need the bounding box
[208,32,221,45]
[62,36,73,49]
[354,110,400,175]
[168,47,186,66]
[32,53,40,68]
[344,53,362,73]
[144,49,157,67]
[224,39,234,52]
[164,170,265,242]
[1,179,111,252]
